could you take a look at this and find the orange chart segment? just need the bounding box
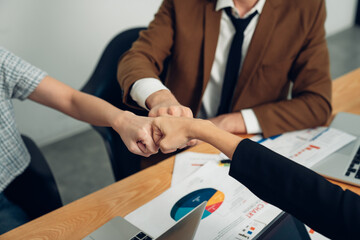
[207,190,225,206]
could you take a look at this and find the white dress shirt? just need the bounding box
[130,0,266,134]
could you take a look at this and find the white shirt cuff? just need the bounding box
[130,78,169,110]
[241,109,263,134]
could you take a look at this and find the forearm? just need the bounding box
[117,0,174,106]
[229,139,360,240]
[68,90,124,128]
[254,93,331,137]
[191,120,242,159]
[253,0,331,138]
[29,76,124,129]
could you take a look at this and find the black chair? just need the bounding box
[3,135,62,220]
[81,27,149,181]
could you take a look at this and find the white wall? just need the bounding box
[325,0,358,36]
[0,0,358,146]
[0,0,163,146]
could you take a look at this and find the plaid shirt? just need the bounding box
[0,47,47,192]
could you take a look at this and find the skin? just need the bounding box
[234,0,259,17]
[29,76,158,157]
[146,89,197,147]
[145,0,259,135]
[152,116,243,159]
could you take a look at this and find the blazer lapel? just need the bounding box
[202,1,222,93]
[232,0,282,110]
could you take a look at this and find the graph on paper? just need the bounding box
[258,127,356,168]
[170,188,224,221]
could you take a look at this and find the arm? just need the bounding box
[117,0,193,119]
[29,76,158,157]
[209,112,247,134]
[254,0,331,137]
[230,140,360,240]
[152,116,360,239]
[152,116,241,158]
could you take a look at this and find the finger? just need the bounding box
[182,107,193,118]
[168,106,181,117]
[128,143,149,157]
[178,144,189,149]
[137,142,152,157]
[160,147,177,154]
[158,107,170,116]
[187,139,198,147]
[137,141,147,153]
[141,135,159,154]
[148,109,157,118]
[151,125,163,145]
[159,139,178,154]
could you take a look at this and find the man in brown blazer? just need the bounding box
[118,0,331,139]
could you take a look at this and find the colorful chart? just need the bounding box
[170,188,225,221]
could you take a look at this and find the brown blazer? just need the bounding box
[118,0,332,138]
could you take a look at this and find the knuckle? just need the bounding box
[182,107,192,117]
[128,145,137,153]
[148,110,156,117]
[158,108,168,116]
[160,142,170,152]
[168,106,179,115]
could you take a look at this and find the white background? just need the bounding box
[0,0,357,146]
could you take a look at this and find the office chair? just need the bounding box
[82,27,167,181]
[3,135,62,220]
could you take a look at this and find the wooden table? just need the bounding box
[332,68,360,116]
[2,68,360,240]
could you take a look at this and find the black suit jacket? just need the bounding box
[229,139,360,240]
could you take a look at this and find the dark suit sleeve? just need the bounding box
[229,139,360,240]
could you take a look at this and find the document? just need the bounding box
[258,127,356,168]
[126,161,282,239]
[171,152,225,186]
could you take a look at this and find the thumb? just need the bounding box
[159,136,178,154]
[152,125,163,146]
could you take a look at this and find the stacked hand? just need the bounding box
[112,111,159,157]
[113,113,197,157]
[113,113,239,159]
[113,90,243,157]
[146,89,197,147]
[152,117,198,154]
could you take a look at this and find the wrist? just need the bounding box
[145,89,177,109]
[189,119,215,140]
[111,110,133,133]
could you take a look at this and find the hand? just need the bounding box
[112,111,159,157]
[152,116,205,154]
[146,90,193,118]
[152,116,242,158]
[146,90,196,148]
[209,112,246,133]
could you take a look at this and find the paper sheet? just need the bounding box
[126,162,282,240]
[258,127,356,168]
[171,152,225,186]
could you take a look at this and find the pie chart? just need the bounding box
[170,188,225,221]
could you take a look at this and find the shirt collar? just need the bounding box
[216,0,266,17]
